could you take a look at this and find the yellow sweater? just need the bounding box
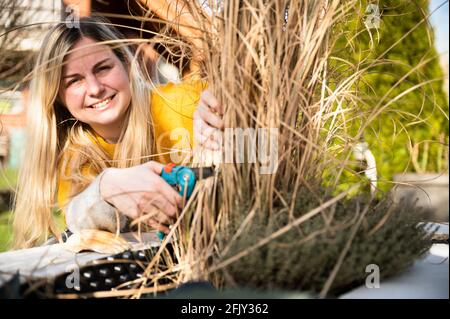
[57,80,206,211]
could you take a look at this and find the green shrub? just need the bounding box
[217,186,434,296]
[328,0,448,192]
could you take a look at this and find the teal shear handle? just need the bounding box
[157,164,197,240]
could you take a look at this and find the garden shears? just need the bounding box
[157,163,215,240]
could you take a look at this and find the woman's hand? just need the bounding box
[193,89,224,151]
[99,161,183,234]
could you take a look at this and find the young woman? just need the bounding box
[12,16,224,249]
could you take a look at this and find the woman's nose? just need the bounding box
[85,74,105,97]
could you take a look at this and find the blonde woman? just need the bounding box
[12,16,224,249]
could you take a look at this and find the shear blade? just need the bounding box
[190,167,215,180]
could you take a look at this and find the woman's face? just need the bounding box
[59,37,132,141]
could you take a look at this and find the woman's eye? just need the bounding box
[66,78,81,87]
[96,65,112,74]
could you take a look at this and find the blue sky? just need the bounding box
[429,0,449,54]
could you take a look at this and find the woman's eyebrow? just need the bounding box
[62,58,112,79]
[92,58,112,69]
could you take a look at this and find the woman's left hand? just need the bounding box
[193,89,224,151]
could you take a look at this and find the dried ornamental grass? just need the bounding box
[153,0,435,298]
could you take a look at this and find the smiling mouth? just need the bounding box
[89,94,116,109]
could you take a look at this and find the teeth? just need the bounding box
[92,97,111,109]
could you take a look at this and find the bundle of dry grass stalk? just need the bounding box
[114,0,435,299]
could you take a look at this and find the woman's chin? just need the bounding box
[85,110,122,128]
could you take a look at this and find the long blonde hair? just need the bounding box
[12,16,154,249]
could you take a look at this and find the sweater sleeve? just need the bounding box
[64,169,128,233]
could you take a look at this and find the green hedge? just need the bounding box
[328,0,448,193]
